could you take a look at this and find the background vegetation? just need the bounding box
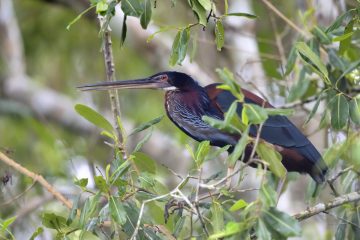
[0,0,359,239]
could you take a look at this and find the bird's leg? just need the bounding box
[276,173,287,204]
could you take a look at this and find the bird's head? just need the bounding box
[78,71,200,92]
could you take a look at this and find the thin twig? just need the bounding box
[0,180,37,207]
[0,151,72,209]
[293,191,360,221]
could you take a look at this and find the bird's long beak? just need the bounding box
[78,75,171,91]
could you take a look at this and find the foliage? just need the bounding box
[1,0,360,240]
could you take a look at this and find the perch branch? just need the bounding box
[0,151,73,210]
[293,191,360,221]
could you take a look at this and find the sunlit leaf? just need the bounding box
[326,9,355,33]
[209,221,246,239]
[74,178,88,188]
[129,115,164,136]
[331,94,349,130]
[169,28,190,66]
[215,20,225,51]
[75,104,113,133]
[335,59,360,85]
[339,20,354,55]
[256,142,286,179]
[96,1,108,13]
[195,140,211,168]
[42,213,67,230]
[216,68,244,101]
[229,199,248,212]
[29,227,44,240]
[109,196,127,225]
[265,108,294,116]
[198,0,211,11]
[243,104,268,124]
[332,32,354,42]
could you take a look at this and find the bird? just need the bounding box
[78,71,328,183]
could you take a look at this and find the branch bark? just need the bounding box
[293,191,360,221]
[0,152,73,210]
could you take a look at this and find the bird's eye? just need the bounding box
[160,75,168,81]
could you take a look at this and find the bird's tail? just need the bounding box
[300,145,328,184]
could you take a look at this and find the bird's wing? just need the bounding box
[205,84,310,148]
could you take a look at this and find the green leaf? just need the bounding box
[75,104,113,133]
[206,145,230,161]
[66,6,95,30]
[256,142,286,179]
[189,0,207,26]
[198,0,211,11]
[79,194,101,229]
[215,20,225,51]
[256,219,272,240]
[263,207,301,237]
[335,213,347,240]
[120,14,127,47]
[332,32,354,42]
[228,126,249,167]
[339,20,354,55]
[169,28,190,66]
[1,217,16,231]
[311,26,331,44]
[67,194,80,225]
[325,9,354,33]
[96,1,108,13]
[147,27,173,43]
[295,42,329,83]
[335,59,360,85]
[42,213,67,230]
[216,68,244,101]
[224,12,257,18]
[133,126,153,152]
[284,46,297,76]
[29,227,44,240]
[121,0,142,16]
[229,199,248,212]
[74,178,88,188]
[110,160,131,184]
[243,104,268,124]
[109,196,127,225]
[287,77,310,102]
[211,201,224,233]
[331,94,349,130]
[209,221,246,239]
[349,97,360,125]
[140,0,152,29]
[195,140,211,168]
[304,93,322,125]
[132,152,156,174]
[265,108,294,116]
[259,182,277,208]
[129,115,164,136]
[224,101,238,126]
[94,175,109,192]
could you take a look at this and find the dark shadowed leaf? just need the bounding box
[215,20,225,51]
[120,14,127,47]
[42,213,67,230]
[94,176,109,192]
[225,12,257,18]
[257,142,286,179]
[121,0,142,16]
[109,196,127,225]
[295,42,329,83]
[263,207,301,237]
[67,194,80,225]
[75,104,113,133]
[140,0,152,29]
[74,178,88,188]
[129,115,164,136]
[349,97,360,125]
[331,94,349,130]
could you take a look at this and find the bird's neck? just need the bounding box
[165,88,210,114]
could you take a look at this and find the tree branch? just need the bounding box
[0,151,73,209]
[293,191,360,221]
